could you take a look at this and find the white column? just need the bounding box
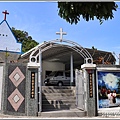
[38,49,42,112]
[70,52,73,85]
[81,63,97,117]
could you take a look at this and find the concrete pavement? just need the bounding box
[0,113,120,119]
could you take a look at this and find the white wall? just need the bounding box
[0,66,3,110]
[0,21,21,53]
[42,61,65,85]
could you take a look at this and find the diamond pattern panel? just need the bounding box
[9,67,25,87]
[13,95,20,103]
[8,89,24,111]
[14,73,20,81]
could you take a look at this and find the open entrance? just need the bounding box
[27,28,93,114]
[28,40,92,113]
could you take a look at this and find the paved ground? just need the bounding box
[1,108,120,119]
[0,114,120,119]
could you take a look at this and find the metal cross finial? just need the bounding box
[2,10,9,20]
[56,28,67,41]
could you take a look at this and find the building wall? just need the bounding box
[42,61,65,85]
[0,20,21,53]
[0,63,38,116]
[0,66,3,110]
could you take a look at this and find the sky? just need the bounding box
[0,2,120,64]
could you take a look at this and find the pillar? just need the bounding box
[38,50,42,113]
[70,52,73,86]
[81,63,97,117]
[27,68,38,116]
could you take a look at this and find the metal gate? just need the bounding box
[75,69,85,110]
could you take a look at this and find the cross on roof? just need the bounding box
[2,10,9,20]
[56,28,67,41]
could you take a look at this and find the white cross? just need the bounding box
[56,28,67,41]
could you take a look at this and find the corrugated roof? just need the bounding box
[19,43,116,70]
[0,51,20,63]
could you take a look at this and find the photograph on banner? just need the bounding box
[98,71,120,108]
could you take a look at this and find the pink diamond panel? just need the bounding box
[8,89,24,111]
[9,67,25,87]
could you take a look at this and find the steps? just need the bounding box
[42,86,76,111]
[39,109,87,117]
[39,86,86,117]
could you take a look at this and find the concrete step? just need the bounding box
[42,101,76,107]
[42,86,75,93]
[42,99,76,104]
[42,86,76,112]
[39,109,87,117]
[42,104,76,111]
[42,89,73,94]
[42,95,76,100]
[42,91,74,96]
[42,99,76,110]
[42,100,76,106]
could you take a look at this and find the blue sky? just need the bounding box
[0,2,120,64]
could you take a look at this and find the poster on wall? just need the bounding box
[98,71,120,109]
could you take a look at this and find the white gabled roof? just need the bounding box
[0,20,22,53]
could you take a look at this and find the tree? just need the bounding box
[12,27,39,53]
[58,2,118,24]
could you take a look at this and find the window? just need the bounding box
[45,71,52,78]
[65,72,70,77]
[55,71,63,76]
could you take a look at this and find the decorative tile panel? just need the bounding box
[14,73,20,81]
[6,65,26,114]
[13,95,20,103]
[8,89,24,111]
[9,67,25,87]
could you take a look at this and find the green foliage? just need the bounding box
[12,27,39,53]
[58,2,118,24]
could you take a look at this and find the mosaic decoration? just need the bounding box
[8,88,24,111]
[9,67,25,87]
[7,66,26,113]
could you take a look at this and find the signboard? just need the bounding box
[98,71,120,109]
[89,73,93,98]
[31,72,35,98]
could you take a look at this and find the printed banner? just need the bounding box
[98,71,120,108]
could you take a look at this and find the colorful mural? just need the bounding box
[98,71,120,108]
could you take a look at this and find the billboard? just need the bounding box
[98,71,120,109]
